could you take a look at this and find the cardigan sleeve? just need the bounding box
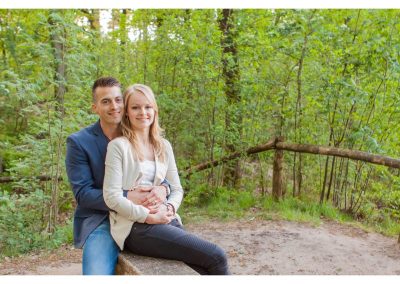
[164,139,184,212]
[103,139,149,223]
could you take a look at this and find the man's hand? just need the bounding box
[126,185,168,213]
[142,185,168,208]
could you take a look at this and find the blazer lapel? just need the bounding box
[91,120,109,161]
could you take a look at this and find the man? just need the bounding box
[65,77,169,275]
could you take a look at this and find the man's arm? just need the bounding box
[65,136,109,211]
[161,179,171,196]
[163,141,184,213]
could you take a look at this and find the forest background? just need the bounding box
[0,9,399,257]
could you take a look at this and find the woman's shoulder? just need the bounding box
[108,136,131,149]
[161,138,173,149]
[161,139,176,160]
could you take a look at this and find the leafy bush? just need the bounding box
[0,190,73,257]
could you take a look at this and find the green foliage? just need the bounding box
[0,190,73,257]
[1,9,400,257]
[184,182,216,207]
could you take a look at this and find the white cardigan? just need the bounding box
[103,137,184,249]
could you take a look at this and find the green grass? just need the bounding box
[181,188,398,238]
[364,212,400,236]
[261,196,353,224]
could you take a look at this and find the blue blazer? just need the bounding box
[65,120,110,248]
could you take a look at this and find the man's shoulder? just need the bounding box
[67,122,98,142]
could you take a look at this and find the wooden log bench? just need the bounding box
[115,251,199,275]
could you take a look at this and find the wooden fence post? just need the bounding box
[272,137,284,201]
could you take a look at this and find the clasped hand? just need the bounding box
[127,185,173,224]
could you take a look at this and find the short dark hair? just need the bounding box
[92,76,121,102]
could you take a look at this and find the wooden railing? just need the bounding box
[1,137,399,242]
[183,137,400,201]
[2,137,400,187]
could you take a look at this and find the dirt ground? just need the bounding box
[1,218,399,275]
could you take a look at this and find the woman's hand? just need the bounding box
[127,185,166,210]
[142,185,168,208]
[126,188,148,204]
[144,204,173,224]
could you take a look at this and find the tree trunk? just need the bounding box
[273,138,284,200]
[48,10,66,116]
[326,156,336,201]
[207,95,218,187]
[0,156,3,174]
[219,9,241,188]
[293,11,315,197]
[47,10,67,234]
[119,9,128,76]
[257,154,266,196]
[80,9,100,76]
[320,156,330,204]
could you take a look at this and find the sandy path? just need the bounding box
[1,219,399,275]
[187,219,400,275]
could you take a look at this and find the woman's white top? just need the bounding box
[138,160,156,185]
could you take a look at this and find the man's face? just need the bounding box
[92,86,124,126]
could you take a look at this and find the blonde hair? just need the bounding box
[121,84,165,162]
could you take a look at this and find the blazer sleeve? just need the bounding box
[65,136,109,212]
[103,140,149,223]
[164,140,184,212]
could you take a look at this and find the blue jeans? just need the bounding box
[82,218,119,275]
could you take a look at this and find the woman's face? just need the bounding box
[126,91,155,132]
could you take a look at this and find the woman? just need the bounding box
[103,84,230,275]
